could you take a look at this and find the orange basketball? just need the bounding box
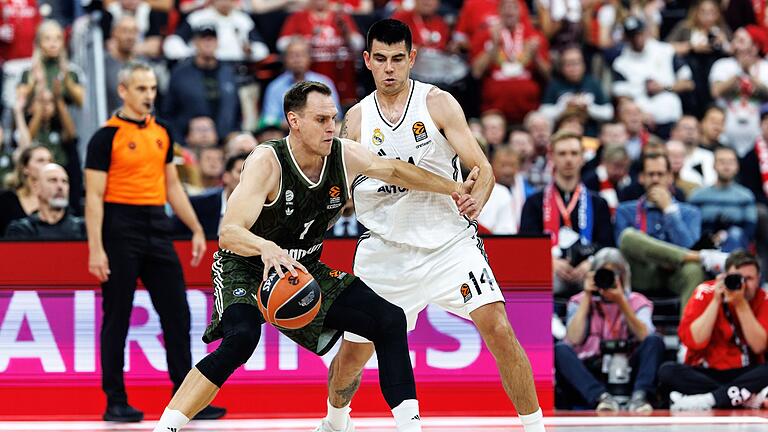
[257,270,322,330]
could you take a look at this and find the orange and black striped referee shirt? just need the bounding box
[85,113,174,206]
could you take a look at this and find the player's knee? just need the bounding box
[337,341,375,371]
[376,304,407,339]
[195,327,261,387]
[224,325,261,365]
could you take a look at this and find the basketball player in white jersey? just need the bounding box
[315,19,545,432]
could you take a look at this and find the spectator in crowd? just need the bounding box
[101,0,165,58]
[583,144,632,214]
[479,146,529,234]
[618,99,658,164]
[84,62,224,422]
[198,146,224,191]
[163,0,269,62]
[509,129,536,174]
[555,109,600,158]
[671,115,717,186]
[666,0,732,115]
[709,25,768,157]
[253,120,285,143]
[0,0,41,63]
[453,0,512,51]
[658,251,768,411]
[536,0,583,51]
[0,146,52,235]
[666,139,702,198]
[612,16,694,135]
[277,0,364,106]
[105,16,143,115]
[582,0,624,52]
[690,146,757,251]
[523,111,553,190]
[555,247,664,412]
[540,46,613,137]
[699,105,726,150]
[391,0,450,51]
[185,116,219,149]
[739,107,768,278]
[261,37,340,126]
[481,110,508,151]
[326,199,366,238]
[470,0,550,123]
[173,152,248,238]
[163,25,241,145]
[224,132,258,157]
[520,131,614,297]
[615,152,724,306]
[6,163,84,239]
[582,121,631,179]
[16,84,77,170]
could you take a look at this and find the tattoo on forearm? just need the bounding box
[339,117,349,139]
[334,371,362,406]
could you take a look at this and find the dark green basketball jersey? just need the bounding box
[221,137,349,268]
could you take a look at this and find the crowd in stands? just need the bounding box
[0,0,767,416]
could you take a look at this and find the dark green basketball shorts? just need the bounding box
[202,250,357,355]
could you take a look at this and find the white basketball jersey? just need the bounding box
[354,80,469,249]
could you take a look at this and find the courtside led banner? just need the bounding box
[0,238,552,419]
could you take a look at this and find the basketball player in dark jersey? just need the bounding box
[152,81,480,432]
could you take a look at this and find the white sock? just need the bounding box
[325,399,351,430]
[392,399,422,432]
[153,408,190,432]
[519,407,546,432]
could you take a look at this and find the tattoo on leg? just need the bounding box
[334,371,362,406]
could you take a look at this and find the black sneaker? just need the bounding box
[103,403,144,422]
[193,405,226,420]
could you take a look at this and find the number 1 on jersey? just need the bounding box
[299,219,315,240]
[468,268,496,296]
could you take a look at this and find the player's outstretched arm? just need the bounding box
[219,147,307,280]
[428,88,494,219]
[342,138,479,210]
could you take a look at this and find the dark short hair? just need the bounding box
[704,105,725,118]
[225,152,249,173]
[366,19,412,53]
[641,152,671,173]
[550,130,582,151]
[283,81,332,119]
[725,250,761,273]
[713,145,738,159]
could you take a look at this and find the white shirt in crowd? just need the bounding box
[681,147,716,186]
[709,56,768,157]
[612,38,691,124]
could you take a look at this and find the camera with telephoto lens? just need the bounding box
[724,273,744,291]
[601,340,633,397]
[591,268,615,299]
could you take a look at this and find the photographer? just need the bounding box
[658,250,768,411]
[555,248,665,412]
[520,131,614,298]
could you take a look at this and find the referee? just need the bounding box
[85,62,225,422]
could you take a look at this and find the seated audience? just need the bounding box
[520,132,614,297]
[583,144,632,214]
[185,117,219,149]
[616,152,724,305]
[666,139,702,198]
[612,17,694,135]
[671,116,716,186]
[261,37,340,126]
[470,0,550,123]
[690,146,757,251]
[163,25,241,145]
[540,46,613,136]
[172,152,248,238]
[0,146,53,235]
[479,146,531,234]
[658,251,768,411]
[555,248,664,412]
[5,163,84,239]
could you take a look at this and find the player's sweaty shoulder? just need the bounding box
[242,145,281,190]
[340,103,362,141]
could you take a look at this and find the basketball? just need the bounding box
[257,269,322,330]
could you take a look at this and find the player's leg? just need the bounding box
[153,303,262,431]
[323,279,421,432]
[469,302,542,416]
[325,339,375,426]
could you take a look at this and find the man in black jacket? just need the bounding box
[6,163,85,239]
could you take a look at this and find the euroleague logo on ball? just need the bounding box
[287,276,300,286]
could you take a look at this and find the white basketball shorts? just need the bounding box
[344,226,505,343]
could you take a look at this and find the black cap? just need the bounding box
[623,16,645,37]
[192,25,217,38]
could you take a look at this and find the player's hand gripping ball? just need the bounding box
[257,269,322,330]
